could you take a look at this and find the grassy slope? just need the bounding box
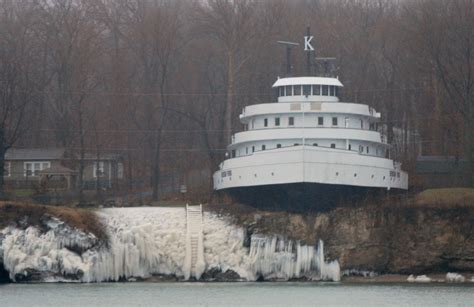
[414,188,474,207]
[0,202,107,241]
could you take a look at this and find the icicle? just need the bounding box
[0,207,340,282]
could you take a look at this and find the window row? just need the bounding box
[24,161,51,177]
[278,85,339,97]
[246,116,378,131]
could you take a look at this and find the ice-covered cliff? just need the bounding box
[0,207,340,282]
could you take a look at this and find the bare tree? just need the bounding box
[0,0,41,198]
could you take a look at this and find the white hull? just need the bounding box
[214,145,408,191]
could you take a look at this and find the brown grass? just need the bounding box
[414,188,474,208]
[0,201,107,242]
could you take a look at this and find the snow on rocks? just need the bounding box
[407,274,431,282]
[445,272,465,282]
[0,207,341,282]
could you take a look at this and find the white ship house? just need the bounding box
[213,73,408,211]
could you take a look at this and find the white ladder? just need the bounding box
[183,204,205,280]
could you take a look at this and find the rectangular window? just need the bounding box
[262,145,266,151]
[322,85,329,96]
[312,85,320,95]
[279,87,284,96]
[313,143,318,146]
[330,86,336,96]
[252,146,255,153]
[4,161,10,177]
[277,144,281,148]
[117,162,124,179]
[332,117,338,126]
[24,161,50,177]
[294,143,299,146]
[264,118,268,127]
[318,117,324,126]
[93,161,105,178]
[348,144,352,150]
[331,143,336,148]
[285,85,292,96]
[303,85,311,96]
[360,119,363,129]
[246,147,248,154]
[366,146,369,154]
[275,118,280,126]
[294,85,301,95]
[289,117,294,126]
[231,150,236,158]
[335,87,339,97]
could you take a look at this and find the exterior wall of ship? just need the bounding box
[214,146,408,191]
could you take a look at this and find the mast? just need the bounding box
[277,41,299,76]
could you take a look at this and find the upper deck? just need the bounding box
[273,76,344,103]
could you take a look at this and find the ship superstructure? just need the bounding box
[213,39,408,211]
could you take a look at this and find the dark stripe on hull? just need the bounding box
[220,182,393,212]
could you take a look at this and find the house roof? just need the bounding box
[83,153,122,161]
[5,148,65,161]
[40,165,77,175]
[416,155,468,174]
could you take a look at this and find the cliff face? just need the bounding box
[239,206,474,274]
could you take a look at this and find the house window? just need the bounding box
[322,85,329,96]
[294,85,301,95]
[289,117,294,126]
[3,161,10,177]
[24,161,50,177]
[331,143,336,148]
[264,118,268,127]
[330,86,336,96]
[93,161,105,178]
[279,87,284,97]
[318,117,324,126]
[285,85,292,96]
[303,85,311,96]
[277,144,282,148]
[332,117,338,126]
[313,85,320,95]
[275,118,280,126]
[117,162,124,179]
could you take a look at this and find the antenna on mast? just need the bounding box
[277,40,299,76]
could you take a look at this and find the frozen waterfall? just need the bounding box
[0,207,340,282]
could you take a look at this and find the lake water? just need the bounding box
[1,282,473,306]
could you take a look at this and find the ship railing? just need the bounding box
[229,143,387,159]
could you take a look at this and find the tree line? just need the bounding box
[0,0,472,200]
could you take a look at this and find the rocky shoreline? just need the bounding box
[1,197,473,283]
